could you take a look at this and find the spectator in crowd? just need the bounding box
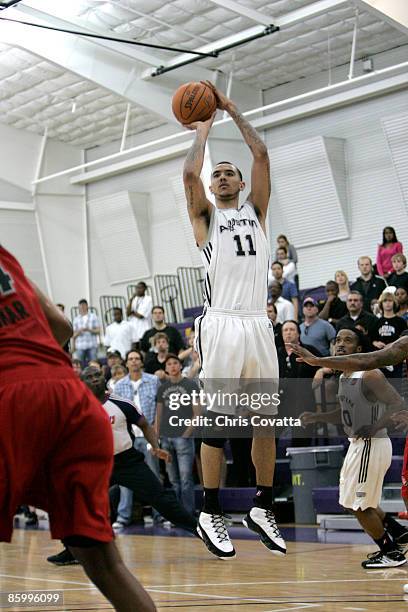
[376,226,403,279]
[104,349,123,383]
[351,256,387,312]
[396,287,408,322]
[156,355,200,515]
[371,299,381,317]
[276,246,297,284]
[56,303,71,353]
[278,320,320,442]
[300,297,336,356]
[275,234,298,264]
[318,281,348,327]
[71,357,82,376]
[269,261,299,320]
[107,364,128,391]
[104,307,133,360]
[88,359,102,370]
[268,281,294,324]
[373,292,407,380]
[388,254,408,291]
[144,333,170,380]
[113,350,161,528]
[336,290,378,344]
[335,270,351,302]
[179,331,200,380]
[267,301,283,349]
[127,282,153,346]
[72,299,100,367]
[140,306,184,355]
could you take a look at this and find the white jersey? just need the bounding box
[338,371,387,437]
[199,202,270,311]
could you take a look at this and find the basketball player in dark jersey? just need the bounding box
[0,245,155,612]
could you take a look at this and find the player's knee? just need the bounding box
[202,438,226,449]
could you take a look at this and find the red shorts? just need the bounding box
[402,436,408,500]
[0,367,114,543]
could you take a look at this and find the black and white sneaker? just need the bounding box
[243,507,286,556]
[361,549,406,569]
[197,511,236,560]
[46,548,79,566]
[395,531,408,555]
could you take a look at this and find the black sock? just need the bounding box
[383,513,408,538]
[374,531,396,554]
[253,486,273,510]
[203,488,221,514]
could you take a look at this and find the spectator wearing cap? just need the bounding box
[351,256,387,312]
[300,297,335,356]
[268,281,294,324]
[126,282,153,345]
[104,307,133,360]
[336,290,378,345]
[318,281,347,327]
[268,261,299,320]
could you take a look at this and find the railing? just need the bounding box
[154,274,184,323]
[177,266,205,310]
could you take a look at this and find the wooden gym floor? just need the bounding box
[2,529,408,611]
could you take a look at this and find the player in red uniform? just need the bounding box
[0,245,155,612]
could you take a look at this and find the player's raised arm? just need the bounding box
[30,281,73,346]
[205,81,270,225]
[288,336,408,371]
[183,114,215,246]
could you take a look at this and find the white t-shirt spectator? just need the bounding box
[274,296,295,324]
[104,320,134,359]
[283,261,297,284]
[128,295,153,343]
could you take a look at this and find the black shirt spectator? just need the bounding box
[318,281,347,327]
[336,290,378,345]
[157,376,199,437]
[267,302,283,349]
[140,306,184,355]
[374,291,407,381]
[143,333,169,380]
[351,256,387,311]
[388,253,408,291]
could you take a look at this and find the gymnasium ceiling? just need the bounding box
[0,0,406,148]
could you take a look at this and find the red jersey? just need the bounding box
[0,245,72,373]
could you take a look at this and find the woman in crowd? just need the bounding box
[275,234,297,263]
[396,287,408,321]
[376,226,403,279]
[276,246,297,284]
[334,270,350,302]
[275,235,298,288]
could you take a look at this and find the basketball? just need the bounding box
[172,81,217,125]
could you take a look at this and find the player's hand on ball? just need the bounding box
[183,111,216,132]
[151,447,172,463]
[201,81,231,111]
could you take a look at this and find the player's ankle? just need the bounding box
[202,487,221,514]
[252,485,273,510]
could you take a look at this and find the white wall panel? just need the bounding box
[382,111,408,208]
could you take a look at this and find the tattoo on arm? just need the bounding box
[228,106,267,154]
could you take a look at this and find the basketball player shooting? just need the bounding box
[0,245,155,612]
[182,81,285,559]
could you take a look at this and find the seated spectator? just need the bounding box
[376,226,403,279]
[268,281,294,324]
[396,287,408,321]
[267,301,283,349]
[268,261,299,320]
[156,355,200,515]
[126,282,153,345]
[179,331,201,380]
[388,254,408,291]
[104,349,123,383]
[370,298,381,317]
[351,256,387,311]
[107,363,128,391]
[88,359,102,370]
[374,292,406,381]
[276,246,297,284]
[275,234,298,264]
[104,307,133,359]
[72,358,82,376]
[140,306,184,355]
[72,299,100,367]
[334,270,351,302]
[300,297,335,356]
[336,290,378,345]
[144,333,170,380]
[318,281,347,327]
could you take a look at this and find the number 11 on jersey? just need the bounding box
[233,234,256,257]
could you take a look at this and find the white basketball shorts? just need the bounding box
[339,437,392,511]
[194,307,279,416]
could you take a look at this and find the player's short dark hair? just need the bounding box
[272,261,283,269]
[214,161,243,181]
[78,299,88,305]
[326,280,339,290]
[164,353,182,366]
[337,326,368,351]
[125,349,144,363]
[152,305,164,314]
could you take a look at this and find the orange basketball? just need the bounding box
[172,82,217,125]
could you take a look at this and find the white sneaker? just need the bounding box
[112,518,129,531]
[197,511,236,560]
[243,507,286,555]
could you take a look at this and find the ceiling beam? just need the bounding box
[144,0,349,77]
[206,0,273,25]
[354,0,408,35]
